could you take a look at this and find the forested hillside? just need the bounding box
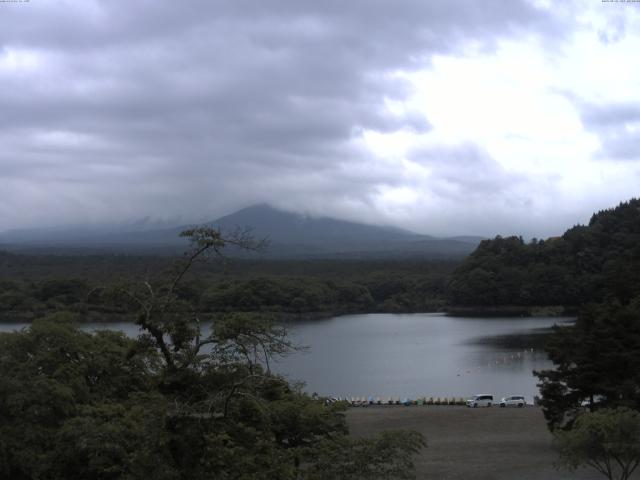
[448,199,640,311]
[0,254,454,322]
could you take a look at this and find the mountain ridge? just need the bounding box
[0,204,484,258]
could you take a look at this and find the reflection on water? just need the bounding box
[0,313,571,402]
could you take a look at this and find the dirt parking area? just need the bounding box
[347,405,621,480]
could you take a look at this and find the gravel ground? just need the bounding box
[347,405,628,480]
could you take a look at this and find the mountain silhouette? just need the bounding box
[0,204,483,258]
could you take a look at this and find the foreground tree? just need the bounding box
[0,314,169,480]
[535,297,640,430]
[0,227,425,479]
[555,408,640,480]
[303,431,425,479]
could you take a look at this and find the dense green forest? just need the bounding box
[448,199,640,313]
[0,229,424,479]
[0,253,454,322]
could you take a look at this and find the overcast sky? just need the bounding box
[1,0,639,237]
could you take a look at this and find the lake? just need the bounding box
[277,313,568,402]
[0,313,569,403]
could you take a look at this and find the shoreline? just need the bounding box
[0,307,575,324]
[445,305,579,317]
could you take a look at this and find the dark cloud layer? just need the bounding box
[0,0,593,236]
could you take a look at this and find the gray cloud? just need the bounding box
[580,103,640,161]
[398,143,560,237]
[0,0,569,234]
[409,143,526,200]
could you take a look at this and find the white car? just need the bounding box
[580,395,605,408]
[466,394,494,408]
[500,395,525,408]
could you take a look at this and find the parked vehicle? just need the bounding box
[500,395,525,407]
[580,395,605,408]
[466,394,493,408]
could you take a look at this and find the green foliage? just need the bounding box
[536,298,640,430]
[302,430,425,479]
[200,276,375,314]
[35,279,88,304]
[0,319,423,480]
[0,228,425,479]
[554,408,640,480]
[0,316,159,480]
[0,252,454,321]
[449,198,640,309]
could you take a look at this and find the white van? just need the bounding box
[466,394,494,408]
[500,395,525,407]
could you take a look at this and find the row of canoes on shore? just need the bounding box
[326,396,468,406]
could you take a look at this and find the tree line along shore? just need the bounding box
[0,254,454,323]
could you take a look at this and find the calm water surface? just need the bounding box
[0,313,569,402]
[276,313,568,401]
